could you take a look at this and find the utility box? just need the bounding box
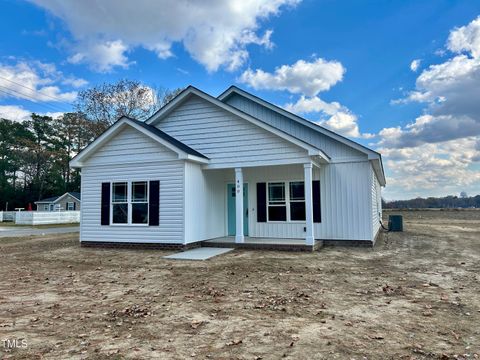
[389,215,403,232]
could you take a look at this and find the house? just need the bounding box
[70,86,385,250]
[35,192,81,212]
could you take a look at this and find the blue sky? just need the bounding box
[1,0,480,200]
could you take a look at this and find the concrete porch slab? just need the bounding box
[163,247,234,261]
[203,237,321,251]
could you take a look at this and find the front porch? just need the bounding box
[204,159,320,251]
[203,236,322,252]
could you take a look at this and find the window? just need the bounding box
[43,204,49,211]
[132,181,148,224]
[112,182,128,224]
[266,181,306,222]
[111,181,149,225]
[268,182,287,221]
[289,182,306,221]
[67,202,74,211]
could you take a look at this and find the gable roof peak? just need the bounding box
[69,116,209,168]
[218,85,385,186]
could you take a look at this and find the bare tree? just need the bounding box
[75,79,183,125]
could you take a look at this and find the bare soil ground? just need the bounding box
[0,210,479,359]
[0,223,79,228]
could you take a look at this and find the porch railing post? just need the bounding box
[235,167,244,243]
[304,163,315,246]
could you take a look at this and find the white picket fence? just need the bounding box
[14,211,80,225]
[0,211,17,222]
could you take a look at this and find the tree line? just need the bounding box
[0,80,180,211]
[383,194,480,209]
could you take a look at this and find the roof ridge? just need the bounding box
[218,85,381,157]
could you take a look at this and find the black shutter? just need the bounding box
[256,182,267,222]
[101,183,110,225]
[149,180,160,226]
[73,202,76,210]
[312,180,321,223]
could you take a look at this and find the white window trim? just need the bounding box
[267,180,306,223]
[43,204,49,211]
[67,202,75,211]
[110,180,149,226]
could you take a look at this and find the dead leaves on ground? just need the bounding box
[105,304,152,322]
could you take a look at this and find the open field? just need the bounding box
[0,210,479,359]
[0,226,79,240]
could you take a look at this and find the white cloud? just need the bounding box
[0,105,31,122]
[380,137,480,199]
[391,17,480,146]
[68,40,131,72]
[380,16,480,199]
[62,77,88,88]
[447,16,480,57]
[0,60,85,103]
[239,57,371,139]
[239,58,345,96]
[410,59,421,72]
[0,105,63,122]
[285,95,373,138]
[285,95,341,114]
[320,111,373,139]
[29,0,299,72]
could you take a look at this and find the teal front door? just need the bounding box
[227,183,248,236]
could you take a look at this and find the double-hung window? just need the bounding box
[112,182,128,224]
[67,202,75,211]
[111,181,149,225]
[289,181,306,221]
[266,181,306,222]
[268,182,287,221]
[131,181,148,224]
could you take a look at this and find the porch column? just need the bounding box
[235,167,244,243]
[304,163,315,246]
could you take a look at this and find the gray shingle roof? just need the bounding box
[36,196,59,203]
[68,192,81,200]
[36,191,81,203]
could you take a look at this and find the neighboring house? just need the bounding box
[70,86,385,249]
[35,192,81,212]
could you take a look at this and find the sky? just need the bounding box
[1,0,480,200]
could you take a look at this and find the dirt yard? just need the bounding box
[0,210,479,359]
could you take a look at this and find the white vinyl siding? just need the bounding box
[371,165,382,240]
[224,94,367,161]
[219,163,373,241]
[79,127,185,244]
[85,126,178,166]
[80,161,184,243]
[155,96,310,168]
[184,162,225,243]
